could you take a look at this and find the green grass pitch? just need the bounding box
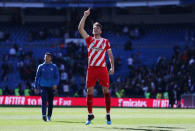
[0,107,195,131]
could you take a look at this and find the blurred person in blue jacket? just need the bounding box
[34,52,59,122]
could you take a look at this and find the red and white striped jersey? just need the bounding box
[85,35,111,67]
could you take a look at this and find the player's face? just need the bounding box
[44,54,52,63]
[93,25,102,35]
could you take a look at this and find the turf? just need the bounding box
[0,107,195,131]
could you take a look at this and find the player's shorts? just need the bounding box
[86,66,109,88]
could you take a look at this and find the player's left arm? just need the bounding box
[107,49,115,75]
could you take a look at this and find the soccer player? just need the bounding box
[34,52,59,122]
[78,8,115,125]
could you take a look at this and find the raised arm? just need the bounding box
[78,8,90,39]
[107,49,115,75]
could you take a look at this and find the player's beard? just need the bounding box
[93,32,101,37]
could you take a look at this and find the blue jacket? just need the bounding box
[35,62,59,89]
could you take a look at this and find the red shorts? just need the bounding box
[86,66,109,88]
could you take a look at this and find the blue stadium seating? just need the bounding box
[0,23,193,90]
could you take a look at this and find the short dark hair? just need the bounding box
[45,52,52,59]
[93,22,102,30]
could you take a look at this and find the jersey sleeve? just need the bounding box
[85,35,93,46]
[105,39,111,50]
[34,65,41,89]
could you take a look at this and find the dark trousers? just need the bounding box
[40,87,54,117]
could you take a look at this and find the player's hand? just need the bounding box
[53,85,57,90]
[34,89,39,95]
[84,8,90,17]
[109,68,114,75]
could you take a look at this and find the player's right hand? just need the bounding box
[53,85,57,91]
[84,8,90,17]
[34,89,39,95]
